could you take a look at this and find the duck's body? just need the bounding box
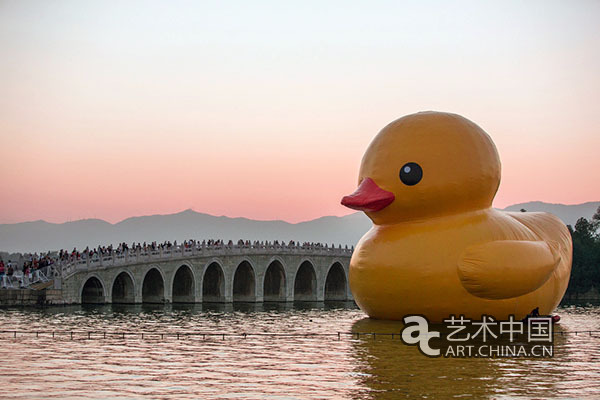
[342,112,572,322]
[351,208,571,321]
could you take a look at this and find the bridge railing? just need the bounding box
[59,243,353,278]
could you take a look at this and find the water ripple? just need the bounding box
[0,302,599,399]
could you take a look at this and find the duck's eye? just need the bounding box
[399,162,423,186]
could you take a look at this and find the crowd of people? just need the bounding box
[0,254,55,277]
[58,240,179,261]
[0,253,55,288]
[58,239,350,262]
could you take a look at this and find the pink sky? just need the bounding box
[1,1,599,224]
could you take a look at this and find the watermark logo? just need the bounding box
[401,315,440,356]
[400,314,554,358]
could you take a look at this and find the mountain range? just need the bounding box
[1,201,598,254]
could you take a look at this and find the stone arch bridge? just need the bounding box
[59,243,353,304]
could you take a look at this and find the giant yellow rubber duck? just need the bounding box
[341,111,572,322]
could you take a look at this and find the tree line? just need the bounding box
[566,206,600,298]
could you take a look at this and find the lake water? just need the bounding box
[0,302,599,399]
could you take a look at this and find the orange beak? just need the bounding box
[341,177,395,212]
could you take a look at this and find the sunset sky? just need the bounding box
[1,0,599,224]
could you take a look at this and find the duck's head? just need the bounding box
[341,111,501,225]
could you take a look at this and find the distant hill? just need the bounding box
[502,201,599,227]
[0,201,598,254]
[0,210,371,254]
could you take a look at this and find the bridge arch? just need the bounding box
[202,260,225,302]
[233,259,256,302]
[68,249,353,305]
[111,269,136,304]
[294,259,317,301]
[142,266,166,304]
[80,274,107,304]
[263,258,286,302]
[171,263,196,303]
[324,261,347,301]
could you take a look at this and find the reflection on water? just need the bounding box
[0,302,598,399]
[352,319,501,398]
[351,304,600,399]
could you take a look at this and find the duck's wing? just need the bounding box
[457,240,560,300]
